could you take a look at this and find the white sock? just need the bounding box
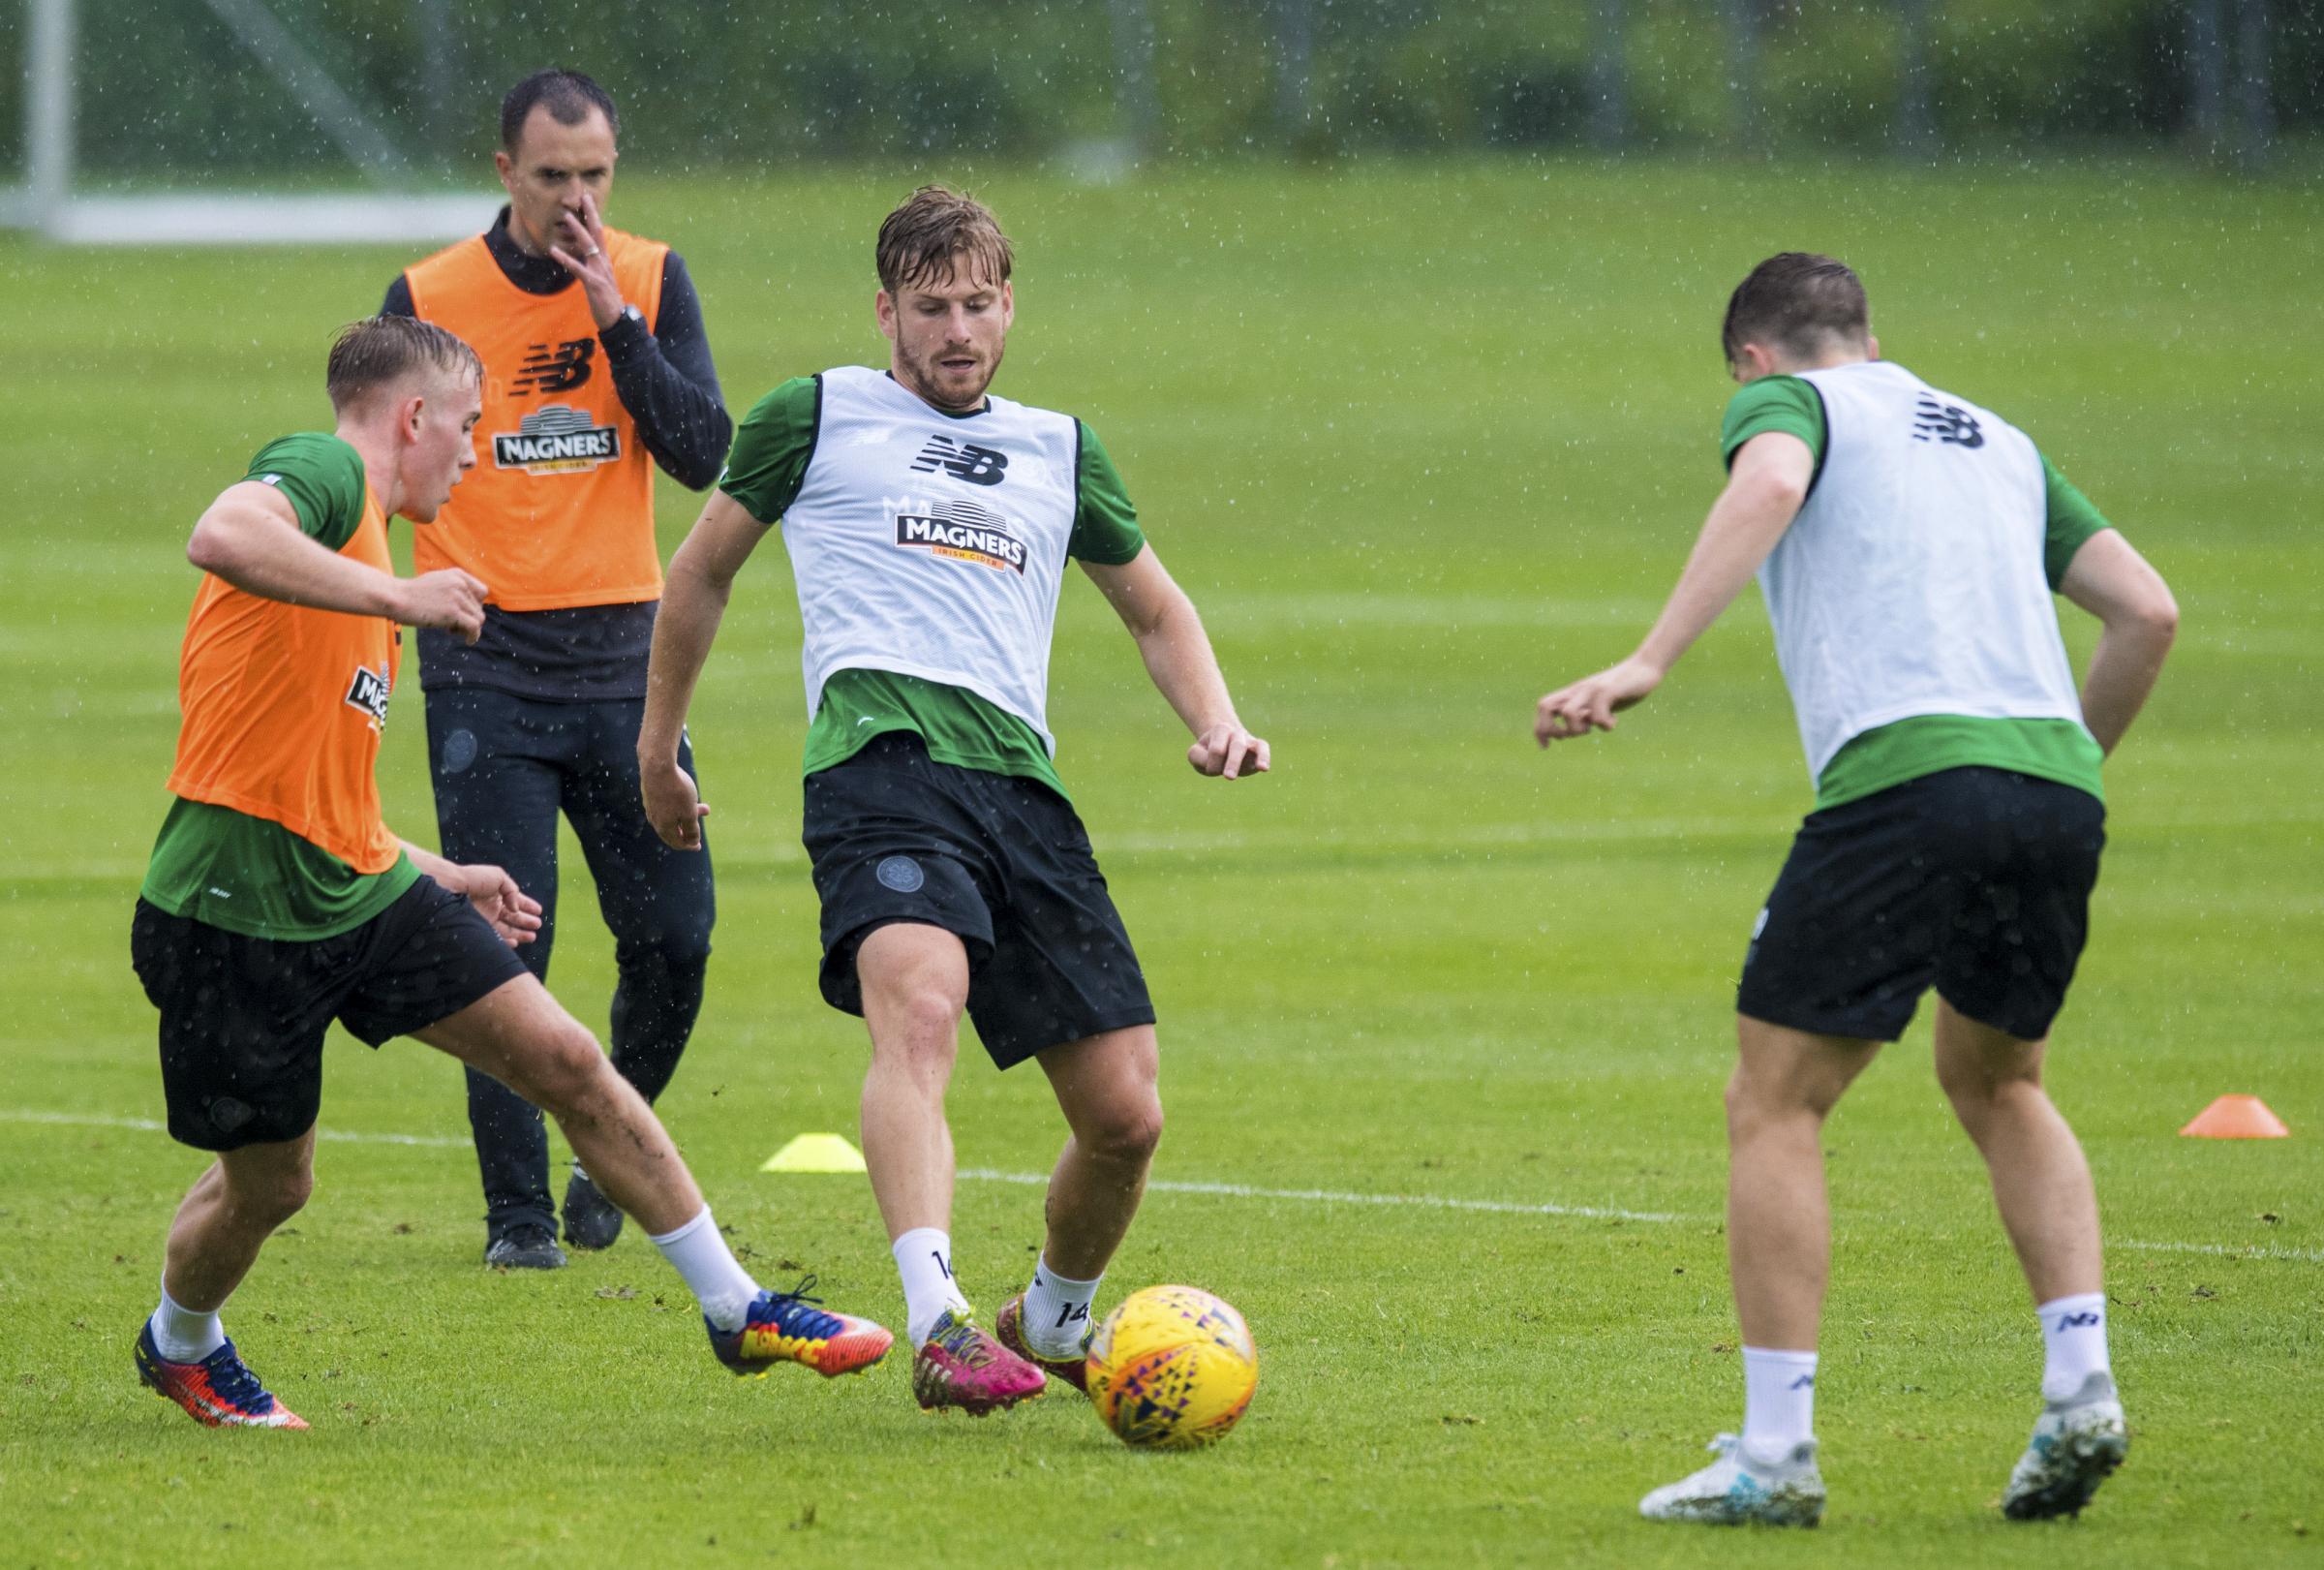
[148,1279,226,1363]
[1022,1255,1102,1358]
[2037,1292,2111,1402]
[648,1207,760,1332]
[893,1227,969,1348]
[1740,1346,1819,1458]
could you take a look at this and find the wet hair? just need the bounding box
[325,316,482,412]
[1721,253,1870,365]
[500,68,620,152]
[875,185,1013,296]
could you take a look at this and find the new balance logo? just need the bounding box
[1789,1373,1816,1391]
[909,434,1009,486]
[513,337,596,395]
[2054,1310,2102,1330]
[1911,395,1984,447]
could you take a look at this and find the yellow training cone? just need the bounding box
[760,1132,870,1173]
[2180,1095,2290,1139]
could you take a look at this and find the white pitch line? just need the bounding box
[6,1108,2312,1263]
[15,812,1773,883]
[2114,1238,2324,1265]
[959,1166,1697,1224]
[23,805,2324,884]
[0,1107,469,1149]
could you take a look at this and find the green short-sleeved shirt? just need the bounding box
[139,434,420,940]
[719,373,1147,793]
[1721,373,1828,485]
[1718,377,2115,810]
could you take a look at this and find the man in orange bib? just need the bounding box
[130,316,889,1431]
[382,70,731,1269]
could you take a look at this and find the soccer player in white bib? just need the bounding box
[1537,255,2177,1524]
[637,187,1269,1414]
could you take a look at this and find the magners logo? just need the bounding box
[344,663,392,732]
[893,496,1027,573]
[493,404,622,475]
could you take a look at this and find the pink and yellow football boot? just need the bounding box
[994,1292,1092,1395]
[912,1307,1048,1415]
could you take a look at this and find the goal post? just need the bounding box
[4,0,493,245]
[0,0,71,229]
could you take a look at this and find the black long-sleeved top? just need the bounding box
[382,207,731,701]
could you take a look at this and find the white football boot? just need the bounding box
[1639,1432,1825,1526]
[2001,1371,2127,1520]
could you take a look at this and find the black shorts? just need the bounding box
[1736,767,2105,1043]
[803,733,1155,1068]
[130,877,528,1151]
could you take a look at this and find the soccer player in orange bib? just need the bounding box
[382,70,731,1269]
[129,317,888,1431]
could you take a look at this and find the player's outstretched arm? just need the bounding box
[1535,432,1812,746]
[187,482,488,641]
[2059,529,2177,754]
[1082,545,1269,781]
[398,841,543,946]
[638,491,771,847]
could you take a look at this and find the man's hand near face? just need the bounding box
[548,189,625,331]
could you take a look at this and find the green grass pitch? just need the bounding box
[1,161,2318,1566]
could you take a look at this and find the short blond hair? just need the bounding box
[325,316,482,411]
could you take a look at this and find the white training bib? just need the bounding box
[780,366,1082,752]
[1762,361,2087,781]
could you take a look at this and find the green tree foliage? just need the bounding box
[9,0,2319,179]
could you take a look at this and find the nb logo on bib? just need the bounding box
[513,337,596,396]
[1911,395,1984,448]
[910,434,1009,486]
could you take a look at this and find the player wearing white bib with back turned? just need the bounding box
[637,187,1269,1416]
[1536,254,2177,1526]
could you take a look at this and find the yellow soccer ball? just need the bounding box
[1086,1284,1258,1450]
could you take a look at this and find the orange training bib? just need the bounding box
[167,489,404,872]
[402,228,669,611]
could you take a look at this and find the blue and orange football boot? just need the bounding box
[994,1292,1092,1395]
[707,1277,894,1379]
[134,1323,308,1430]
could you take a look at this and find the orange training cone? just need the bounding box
[2180,1095,2290,1139]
